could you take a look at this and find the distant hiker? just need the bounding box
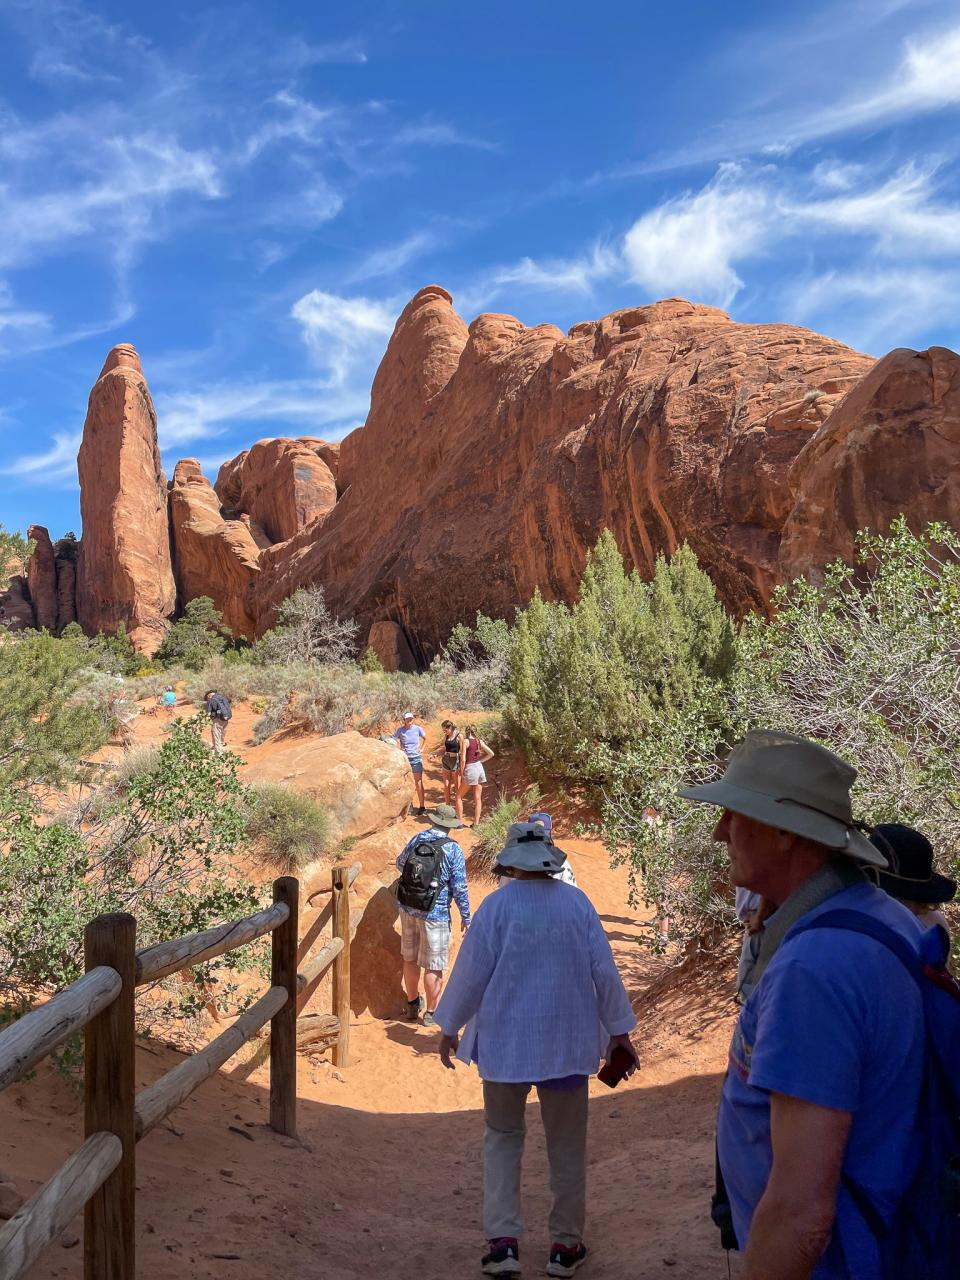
[395,803,470,1026]
[436,822,638,1278]
[681,729,941,1278]
[203,689,232,754]
[434,719,463,813]
[393,710,427,816]
[529,810,577,886]
[459,724,494,826]
[871,822,956,942]
[159,686,177,715]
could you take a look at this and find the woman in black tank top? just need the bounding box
[435,720,463,810]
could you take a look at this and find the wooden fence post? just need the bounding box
[84,912,136,1280]
[269,877,299,1137]
[331,865,351,1068]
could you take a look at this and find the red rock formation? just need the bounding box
[366,620,416,673]
[213,438,337,543]
[168,459,262,638]
[26,525,58,632]
[781,346,960,581]
[0,574,35,631]
[55,557,77,631]
[256,288,872,650]
[76,344,175,654]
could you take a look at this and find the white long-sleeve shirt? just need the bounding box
[435,878,636,1083]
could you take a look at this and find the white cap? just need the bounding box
[402,710,414,719]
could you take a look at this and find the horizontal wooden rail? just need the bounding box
[0,1132,121,1280]
[135,902,289,985]
[135,985,288,1140]
[296,937,343,1012]
[0,968,121,1093]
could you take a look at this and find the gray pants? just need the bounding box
[482,1080,588,1246]
[211,717,227,754]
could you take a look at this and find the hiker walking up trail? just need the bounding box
[396,804,470,1027]
[682,729,960,1280]
[393,710,427,816]
[435,823,638,1277]
[459,723,494,826]
[203,689,232,754]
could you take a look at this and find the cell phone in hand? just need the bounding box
[597,1044,634,1089]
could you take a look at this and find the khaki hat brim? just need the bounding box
[423,811,464,830]
[679,780,888,869]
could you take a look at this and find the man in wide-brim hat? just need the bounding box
[681,729,928,1280]
[435,823,638,1278]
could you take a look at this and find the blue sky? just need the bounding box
[2,0,960,536]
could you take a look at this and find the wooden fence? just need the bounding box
[0,862,360,1280]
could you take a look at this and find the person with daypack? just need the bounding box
[435,822,639,1278]
[682,729,960,1280]
[395,803,470,1026]
[528,810,577,886]
[393,710,427,816]
[870,822,956,942]
[203,688,232,754]
[433,719,464,814]
[159,685,177,716]
[459,723,494,826]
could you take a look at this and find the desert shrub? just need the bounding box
[254,586,358,666]
[601,518,960,953]
[182,656,274,706]
[244,782,332,872]
[0,631,113,787]
[437,611,513,709]
[252,703,286,744]
[58,620,141,677]
[156,596,228,671]
[0,523,32,589]
[129,667,187,699]
[0,717,264,1025]
[52,531,79,562]
[504,531,736,781]
[359,647,384,674]
[251,665,368,741]
[470,784,541,878]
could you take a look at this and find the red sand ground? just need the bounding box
[1,703,742,1279]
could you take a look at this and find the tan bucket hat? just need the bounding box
[679,729,887,868]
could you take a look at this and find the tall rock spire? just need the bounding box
[76,343,176,654]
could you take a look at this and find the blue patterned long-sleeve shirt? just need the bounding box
[396,829,471,927]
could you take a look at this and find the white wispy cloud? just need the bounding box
[348,231,437,282]
[392,121,498,150]
[1,429,81,480]
[786,265,960,349]
[291,288,397,385]
[457,244,619,314]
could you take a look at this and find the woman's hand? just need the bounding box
[439,1033,459,1070]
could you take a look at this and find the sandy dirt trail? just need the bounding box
[1,705,741,1279]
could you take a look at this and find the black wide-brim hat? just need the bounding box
[870,823,957,905]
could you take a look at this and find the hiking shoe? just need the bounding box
[405,995,423,1021]
[546,1242,587,1276]
[422,1010,437,1027]
[481,1238,521,1275]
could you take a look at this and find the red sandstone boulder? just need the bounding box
[257,288,873,643]
[26,525,58,632]
[781,346,960,582]
[213,438,337,544]
[366,620,417,672]
[168,460,262,638]
[76,344,175,654]
[241,730,409,842]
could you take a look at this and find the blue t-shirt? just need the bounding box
[161,690,176,706]
[718,882,925,1279]
[393,724,426,759]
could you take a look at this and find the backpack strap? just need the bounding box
[787,908,924,984]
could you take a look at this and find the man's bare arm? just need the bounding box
[743,1092,851,1280]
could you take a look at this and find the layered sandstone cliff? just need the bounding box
[15,289,960,660]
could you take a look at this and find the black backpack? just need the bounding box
[396,837,447,912]
[210,693,232,721]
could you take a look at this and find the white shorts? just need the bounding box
[400,913,451,971]
[464,762,487,786]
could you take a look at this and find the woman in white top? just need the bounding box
[436,823,638,1278]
